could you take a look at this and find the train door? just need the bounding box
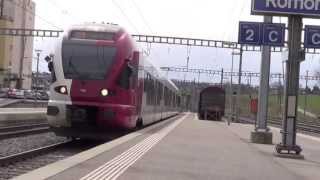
[155,80,162,121]
[130,51,140,123]
[160,82,165,120]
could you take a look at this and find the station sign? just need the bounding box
[262,23,285,46]
[304,25,320,48]
[238,21,285,47]
[252,0,320,18]
[238,22,262,45]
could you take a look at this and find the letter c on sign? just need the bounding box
[312,33,320,45]
[269,31,278,42]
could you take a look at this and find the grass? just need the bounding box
[225,94,320,124]
[298,95,320,115]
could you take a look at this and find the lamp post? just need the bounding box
[229,49,241,124]
[35,49,42,101]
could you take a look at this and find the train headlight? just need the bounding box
[54,86,68,95]
[60,86,67,94]
[101,89,109,96]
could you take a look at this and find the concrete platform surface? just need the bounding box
[0,108,46,123]
[0,108,46,114]
[14,114,320,180]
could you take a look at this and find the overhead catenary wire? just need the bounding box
[131,0,154,34]
[111,0,140,34]
[11,0,63,30]
[222,1,238,41]
[46,0,79,22]
[226,0,248,41]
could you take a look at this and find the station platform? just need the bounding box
[0,108,46,125]
[14,113,320,180]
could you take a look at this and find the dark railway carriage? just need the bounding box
[198,86,225,121]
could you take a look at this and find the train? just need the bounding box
[198,86,225,121]
[46,23,181,139]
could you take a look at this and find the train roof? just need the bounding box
[142,56,179,92]
[63,23,123,37]
[201,86,225,94]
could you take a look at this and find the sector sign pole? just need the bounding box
[278,15,303,155]
[239,20,285,145]
[256,16,272,134]
[250,0,320,156]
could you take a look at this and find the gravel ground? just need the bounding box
[0,140,102,180]
[0,132,67,157]
[0,150,74,180]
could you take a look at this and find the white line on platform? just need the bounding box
[12,113,189,180]
[80,114,188,180]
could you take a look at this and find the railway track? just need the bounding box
[0,140,72,166]
[239,117,320,134]
[0,139,101,180]
[0,123,50,140]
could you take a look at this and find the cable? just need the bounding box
[46,0,79,22]
[222,1,238,40]
[11,0,63,30]
[131,0,153,34]
[111,0,140,33]
[226,0,247,41]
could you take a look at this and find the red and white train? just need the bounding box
[46,23,181,139]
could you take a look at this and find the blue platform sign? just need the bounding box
[252,0,320,17]
[262,23,285,46]
[238,22,262,45]
[304,25,320,48]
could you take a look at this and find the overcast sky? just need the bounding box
[31,0,320,85]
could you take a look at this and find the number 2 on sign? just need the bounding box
[246,29,254,41]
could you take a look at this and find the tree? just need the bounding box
[312,85,320,94]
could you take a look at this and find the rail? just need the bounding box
[0,140,72,166]
[238,117,320,134]
[0,123,50,140]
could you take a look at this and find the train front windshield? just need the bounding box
[62,43,116,80]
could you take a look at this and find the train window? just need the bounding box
[151,79,156,105]
[144,73,149,92]
[62,43,116,80]
[146,74,155,105]
[167,90,172,107]
[70,31,114,41]
[157,82,163,105]
[164,87,169,106]
[171,92,174,107]
[155,81,162,105]
[117,64,133,89]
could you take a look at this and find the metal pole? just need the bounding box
[235,46,243,123]
[229,50,235,122]
[276,15,303,155]
[304,70,309,117]
[256,16,272,131]
[35,50,42,101]
[279,74,282,114]
[221,68,224,87]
